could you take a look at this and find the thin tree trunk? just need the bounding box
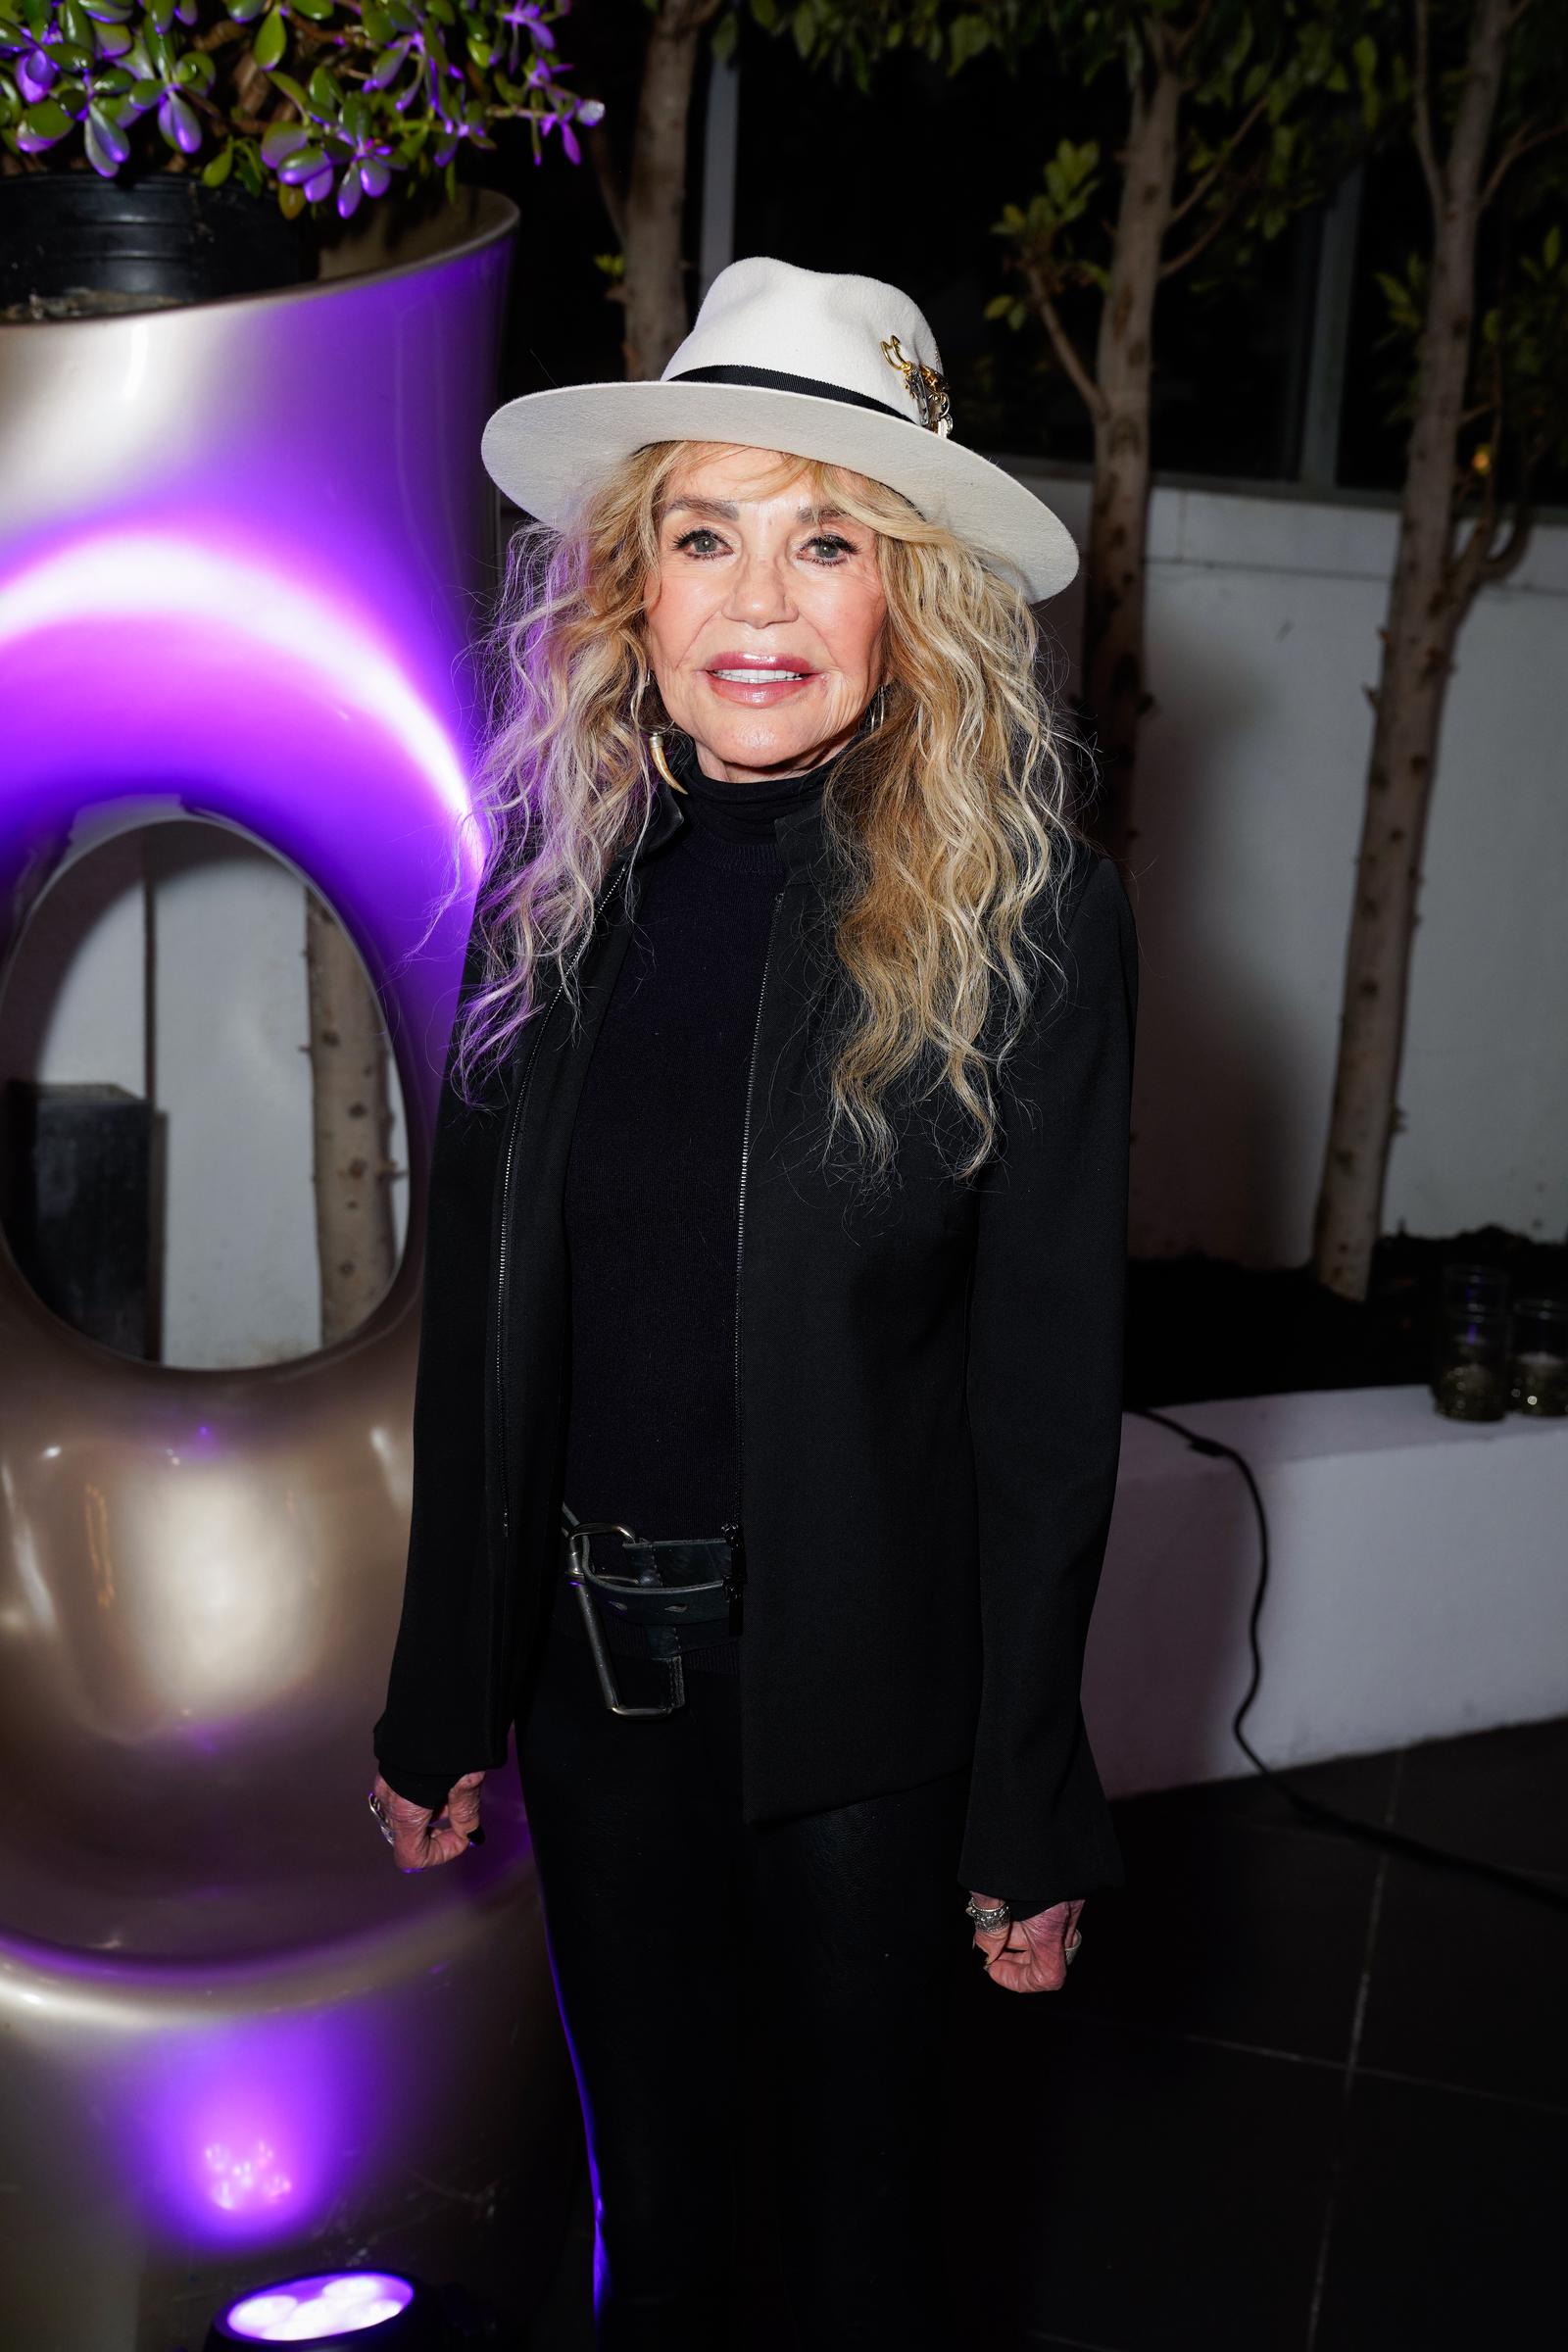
[620,0,723,380]
[1311,0,1514,1301]
[1083,62,1183,867]
[304,893,398,1346]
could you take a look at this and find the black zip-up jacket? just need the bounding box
[372,766,1139,1916]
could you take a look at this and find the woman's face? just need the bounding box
[642,445,888,785]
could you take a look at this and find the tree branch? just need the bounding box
[1481,503,1534,585]
[1446,510,1492,621]
[1019,258,1106,423]
[1165,86,1272,226]
[1166,0,1217,66]
[1446,423,1512,615]
[1158,155,1265,278]
[1481,119,1568,208]
[1412,0,1444,213]
[669,0,728,33]
[1446,0,1515,216]
[584,114,626,246]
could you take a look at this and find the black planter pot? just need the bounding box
[0,172,316,317]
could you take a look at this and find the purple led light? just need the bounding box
[142,2014,351,2243]
[203,2134,294,2213]
[225,2270,414,2340]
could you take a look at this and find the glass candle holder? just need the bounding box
[1440,1261,1510,1316]
[1508,1297,1568,1417]
[1431,1261,1511,1422]
[1432,1303,1511,1422]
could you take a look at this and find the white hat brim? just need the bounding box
[479,379,1079,605]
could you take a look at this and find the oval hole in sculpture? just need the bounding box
[0,817,408,1369]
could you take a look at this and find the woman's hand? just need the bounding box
[374,1770,486,1873]
[970,1892,1084,1993]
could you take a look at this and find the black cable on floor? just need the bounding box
[1128,1404,1568,1915]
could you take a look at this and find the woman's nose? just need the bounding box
[723,552,795,623]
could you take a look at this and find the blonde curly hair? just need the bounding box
[449,439,1087,1185]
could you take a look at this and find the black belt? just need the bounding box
[561,1515,745,1718]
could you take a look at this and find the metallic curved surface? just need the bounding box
[0,192,577,2349]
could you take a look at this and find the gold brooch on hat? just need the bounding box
[881,334,954,437]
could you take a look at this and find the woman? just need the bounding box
[369,258,1138,2347]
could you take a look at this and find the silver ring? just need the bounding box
[965,1896,1011,1933]
[368,1788,395,1847]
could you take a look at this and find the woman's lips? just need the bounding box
[701,664,820,707]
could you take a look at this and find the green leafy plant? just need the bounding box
[0,0,602,218]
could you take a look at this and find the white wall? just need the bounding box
[1011,468,1568,1264]
[151,828,325,1368]
[9,480,1564,1366]
[5,822,408,1368]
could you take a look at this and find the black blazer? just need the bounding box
[372,769,1139,1915]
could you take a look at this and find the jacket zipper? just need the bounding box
[728,887,786,1561]
[489,974,564,1713]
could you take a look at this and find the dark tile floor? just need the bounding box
[528,1715,1568,2350]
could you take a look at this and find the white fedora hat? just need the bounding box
[479,256,1079,604]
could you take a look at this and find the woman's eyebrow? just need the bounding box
[658,498,852,524]
[662,496,740,521]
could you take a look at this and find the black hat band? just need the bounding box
[666,363,915,424]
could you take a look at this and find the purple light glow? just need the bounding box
[0,497,486,1168]
[141,2012,361,2245]
[225,2271,415,2340]
[0,526,473,832]
[0,207,514,1148]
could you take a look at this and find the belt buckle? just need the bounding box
[564,1523,686,1718]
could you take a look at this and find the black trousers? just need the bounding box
[515,1606,974,2349]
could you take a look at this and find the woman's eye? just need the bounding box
[667,526,857,564]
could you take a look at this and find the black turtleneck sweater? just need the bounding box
[551,728,841,1668]
[381,732,844,1801]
